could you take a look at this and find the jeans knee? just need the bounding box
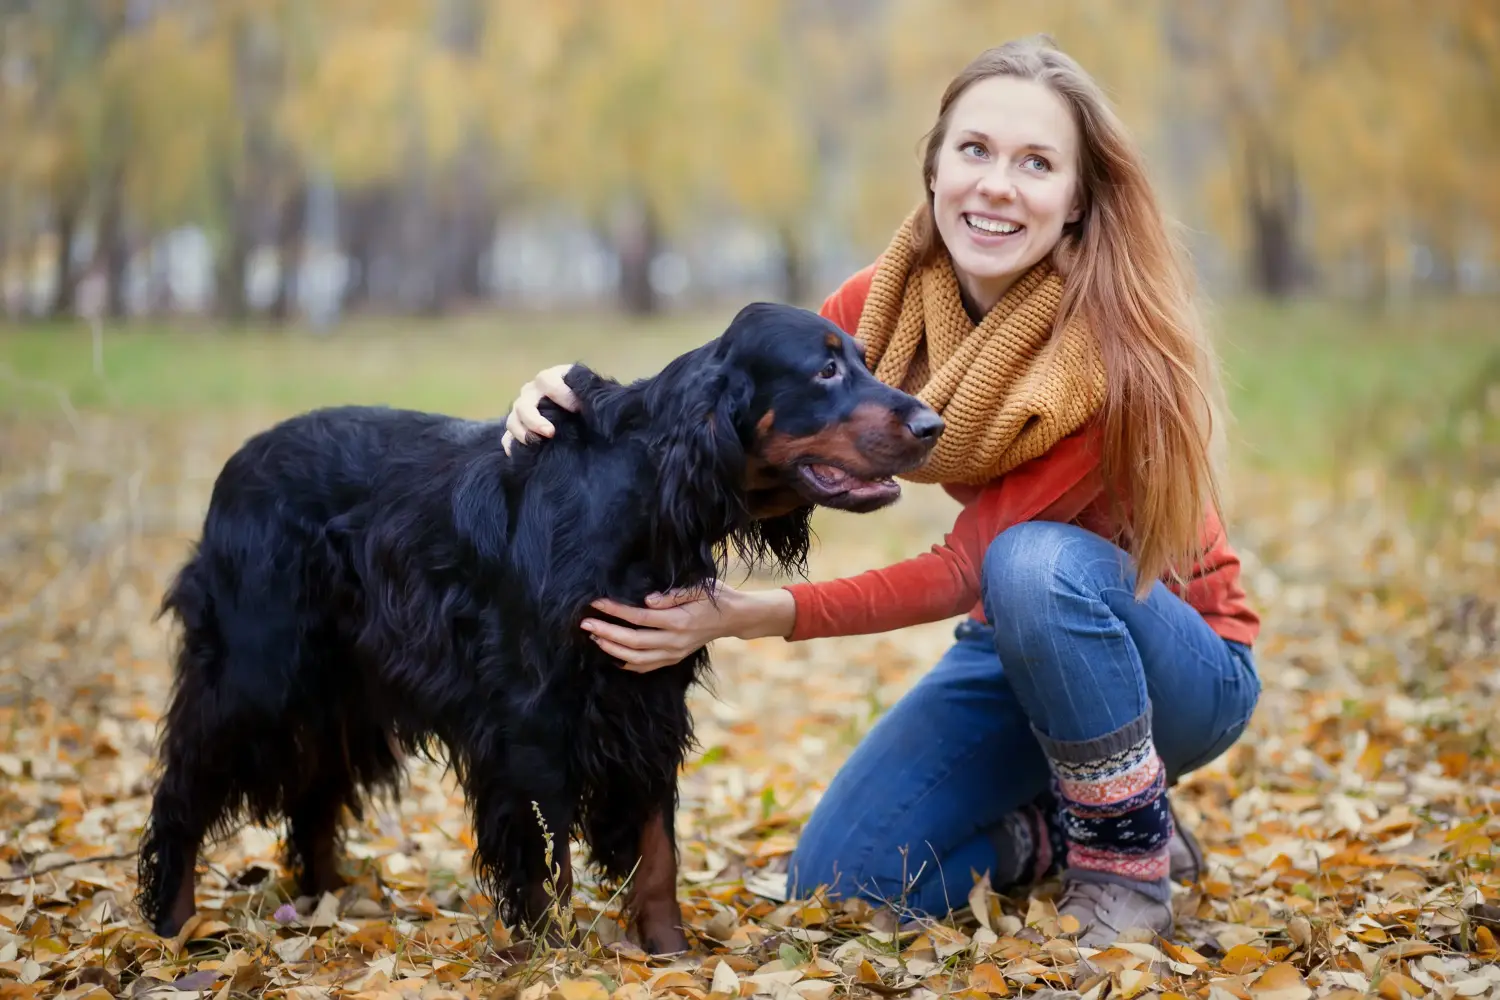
[980,521,1137,670]
[982,523,1127,615]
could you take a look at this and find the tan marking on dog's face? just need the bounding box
[755,402,904,475]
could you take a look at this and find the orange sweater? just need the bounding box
[783,264,1261,647]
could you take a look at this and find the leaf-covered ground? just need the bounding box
[2,397,1497,1000]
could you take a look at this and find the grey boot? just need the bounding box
[1167,801,1205,884]
[1056,876,1174,948]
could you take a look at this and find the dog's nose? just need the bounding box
[905,408,944,441]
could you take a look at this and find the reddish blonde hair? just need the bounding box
[912,36,1225,594]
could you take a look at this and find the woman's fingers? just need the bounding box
[501,365,579,456]
[534,366,580,411]
[589,598,685,629]
[588,633,685,673]
[644,585,713,609]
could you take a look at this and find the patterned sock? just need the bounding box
[987,791,1069,890]
[1032,712,1175,899]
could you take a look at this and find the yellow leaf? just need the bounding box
[1058,914,1081,935]
[1376,973,1425,1000]
[1161,940,1213,969]
[647,973,700,993]
[968,963,1009,997]
[1115,969,1155,1000]
[551,980,610,1000]
[1250,963,1311,1000]
[1221,944,1269,975]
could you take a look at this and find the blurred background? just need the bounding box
[0,0,1495,324]
[0,3,1498,963]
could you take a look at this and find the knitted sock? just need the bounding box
[987,791,1069,890]
[1032,712,1175,902]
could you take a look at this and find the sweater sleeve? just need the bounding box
[818,262,879,334]
[784,427,1104,641]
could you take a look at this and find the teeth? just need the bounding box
[966,215,1020,235]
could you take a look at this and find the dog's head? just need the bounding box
[637,302,942,579]
[722,303,943,517]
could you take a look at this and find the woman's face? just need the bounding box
[929,75,1084,316]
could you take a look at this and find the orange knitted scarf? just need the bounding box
[856,208,1107,485]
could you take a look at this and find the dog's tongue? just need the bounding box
[809,463,852,486]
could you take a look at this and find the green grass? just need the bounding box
[2,296,1497,477]
[1206,296,1498,474]
[0,311,736,420]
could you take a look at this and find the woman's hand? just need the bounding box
[501,364,579,456]
[582,584,797,673]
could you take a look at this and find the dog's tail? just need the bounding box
[157,502,338,722]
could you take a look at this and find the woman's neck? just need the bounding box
[955,269,1018,322]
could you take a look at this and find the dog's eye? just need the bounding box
[817,360,839,380]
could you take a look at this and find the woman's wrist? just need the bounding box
[728,588,797,641]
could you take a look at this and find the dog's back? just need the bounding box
[159,406,506,719]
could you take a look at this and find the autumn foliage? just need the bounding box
[0,0,1495,318]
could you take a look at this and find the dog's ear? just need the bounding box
[648,355,756,577]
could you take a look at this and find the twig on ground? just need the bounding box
[1,851,138,882]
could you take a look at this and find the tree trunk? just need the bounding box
[779,224,807,306]
[270,178,307,323]
[1243,141,1300,298]
[48,198,79,318]
[614,197,659,316]
[96,167,129,320]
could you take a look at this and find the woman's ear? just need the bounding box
[1066,193,1084,225]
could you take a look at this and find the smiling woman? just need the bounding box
[501,35,1261,949]
[923,78,1085,317]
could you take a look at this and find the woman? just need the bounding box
[501,37,1261,947]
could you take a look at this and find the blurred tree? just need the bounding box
[3,1,125,318]
[1172,0,1500,301]
[0,0,1492,320]
[480,0,830,313]
[282,0,488,314]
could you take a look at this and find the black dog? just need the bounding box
[136,302,942,955]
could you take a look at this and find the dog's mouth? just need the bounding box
[795,462,902,512]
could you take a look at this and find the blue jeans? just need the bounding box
[785,521,1260,916]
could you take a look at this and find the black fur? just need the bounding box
[135,302,941,950]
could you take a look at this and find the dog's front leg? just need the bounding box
[626,808,689,955]
[470,771,578,956]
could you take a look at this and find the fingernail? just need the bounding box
[646,593,663,605]
[581,620,595,632]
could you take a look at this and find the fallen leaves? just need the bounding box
[2,397,1499,1000]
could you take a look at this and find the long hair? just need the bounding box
[911,35,1227,594]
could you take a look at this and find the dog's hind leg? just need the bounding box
[283,700,405,899]
[625,807,690,955]
[136,669,238,938]
[284,770,353,899]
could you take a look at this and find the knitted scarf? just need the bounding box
[856,208,1107,485]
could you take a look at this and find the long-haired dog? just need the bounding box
[136,302,943,955]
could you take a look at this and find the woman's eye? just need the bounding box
[961,141,987,158]
[1023,154,1051,172]
[818,360,839,380]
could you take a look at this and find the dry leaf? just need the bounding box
[551,980,610,1000]
[1250,964,1311,1000]
[968,963,1008,997]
